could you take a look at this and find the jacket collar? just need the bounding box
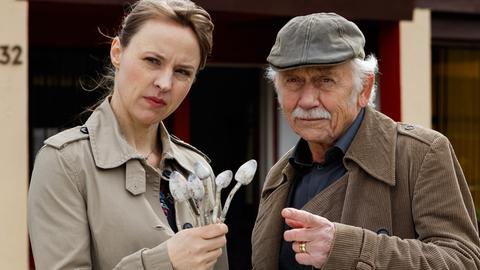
[85,98,192,172]
[264,106,397,193]
[343,106,397,186]
[262,149,296,195]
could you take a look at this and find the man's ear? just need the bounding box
[358,74,374,107]
[110,37,122,69]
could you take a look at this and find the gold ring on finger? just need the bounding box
[299,241,306,253]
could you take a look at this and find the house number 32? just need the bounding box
[0,45,23,65]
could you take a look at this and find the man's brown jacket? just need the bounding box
[252,106,480,269]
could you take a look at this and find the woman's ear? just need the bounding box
[110,37,122,69]
[358,74,374,107]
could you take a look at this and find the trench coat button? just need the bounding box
[376,228,390,236]
[182,223,193,229]
[404,124,415,130]
[80,126,89,134]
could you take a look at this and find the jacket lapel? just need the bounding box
[252,159,296,270]
[302,174,348,222]
[340,167,393,235]
[252,181,290,269]
[339,107,398,234]
[299,107,398,234]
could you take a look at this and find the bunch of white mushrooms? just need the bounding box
[168,159,257,226]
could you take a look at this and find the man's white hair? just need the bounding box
[265,54,379,107]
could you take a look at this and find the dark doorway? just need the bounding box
[190,66,262,269]
[28,46,110,166]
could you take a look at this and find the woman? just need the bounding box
[27,0,228,269]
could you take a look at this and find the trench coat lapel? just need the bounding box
[85,99,150,196]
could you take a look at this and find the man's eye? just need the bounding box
[314,77,335,87]
[286,77,301,83]
[322,78,334,83]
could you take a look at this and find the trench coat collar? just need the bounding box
[264,106,397,193]
[85,98,191,172]
[84,99,135,169]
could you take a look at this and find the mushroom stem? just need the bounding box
[201,191,209,225]
[212,188,222,223]
[211,170,233,223]
[187,199,202,226]
[219,182,242,222]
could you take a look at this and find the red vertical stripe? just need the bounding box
[378,22,401,121]
[173,96,190,143]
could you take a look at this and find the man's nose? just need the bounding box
[297,84,320,109]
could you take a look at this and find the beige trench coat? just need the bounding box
[28,99,228,270]
[252,106,480,269]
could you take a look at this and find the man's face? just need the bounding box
[277,62,367,147]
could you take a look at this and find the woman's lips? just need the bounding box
[145,96,166,108]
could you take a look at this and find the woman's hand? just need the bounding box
[167,223,228,270]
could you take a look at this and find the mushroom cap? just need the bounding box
[193,161,210,180]
[187,173,205,200]
[215,170,233,188]
[234,159,257,185]
[169,171,190,202]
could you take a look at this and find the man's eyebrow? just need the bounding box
[279,70,299,77]
[312,67,335,75]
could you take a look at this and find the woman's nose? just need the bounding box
[154,70,173,92]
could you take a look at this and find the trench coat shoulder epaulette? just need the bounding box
[170,134,211,163]
[44,126,90,150]
[396,122,443,146]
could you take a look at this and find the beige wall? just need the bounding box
[400,8,432,128]
[0,1,29,269]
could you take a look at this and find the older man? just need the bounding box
[251,13,480,270]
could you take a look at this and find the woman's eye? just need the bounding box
[175,69,192,77]
[145,57,160,65]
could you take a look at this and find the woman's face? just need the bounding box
[110,17,201,127]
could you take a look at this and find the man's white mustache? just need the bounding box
[292,107,332,120]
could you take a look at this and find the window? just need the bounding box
[432,45,480,212]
